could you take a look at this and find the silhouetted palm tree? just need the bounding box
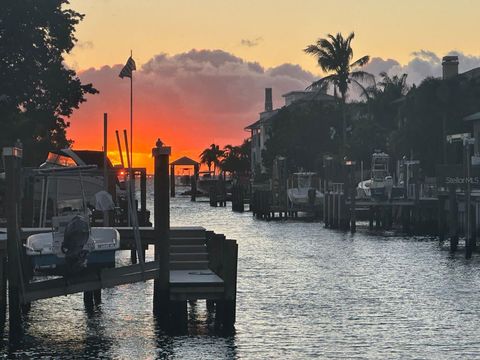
[220,141,251,175]
[304,32,373,153]
[377,72,409,97]
[199,143,223,174]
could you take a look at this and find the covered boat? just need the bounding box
[358,151,393,200]
[287,172,324,206]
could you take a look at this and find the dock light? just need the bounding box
[345,160,356,166]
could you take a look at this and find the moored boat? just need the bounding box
[287,172,324,206]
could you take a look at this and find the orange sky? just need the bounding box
[64,0,480,172]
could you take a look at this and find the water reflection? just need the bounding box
[3,184,480,358]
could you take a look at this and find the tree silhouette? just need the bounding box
[0,0,97,165]
[220,140,250,176]
[199,144,223,174]
[304,32,373,154]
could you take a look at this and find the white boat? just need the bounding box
[287,172,324,206]
[358,152,393,200]
[26,224,120,272]
[36,149,122,211]
[357,179,371,199]
[25,165,121,274]
[26,213,120,274]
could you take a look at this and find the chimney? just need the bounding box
[442,55,459,79]
[264,88,273,112]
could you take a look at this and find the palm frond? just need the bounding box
[350,70,375,87]
[350,78,370,101]
[305,74,338,92]
[350,55,370,69]
[304,44,321,56]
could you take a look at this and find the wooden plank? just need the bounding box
[170,287,224,293]
[22,263,226,303]
[169,269,223,287]
[170,292,224,301]
[23,261,161,303]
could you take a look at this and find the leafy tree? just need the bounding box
[366,72,409,130]
[304,32,373,153]
[348,72,409,163]
[389,75,480,174]
[0,0,97,165]
[263,101,340,174]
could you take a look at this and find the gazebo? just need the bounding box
[170,156,200,199]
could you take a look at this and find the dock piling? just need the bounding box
[3,145,24,341]
[152,139,171,324]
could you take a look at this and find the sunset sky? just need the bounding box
[65,0,480,172]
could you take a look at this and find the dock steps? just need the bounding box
[170,253,208,261]
[170,237,206,246]
[169,269,224,301]
[170,245,206,253]
[170,260,209,270]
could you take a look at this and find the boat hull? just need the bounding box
[30,251,116,269]
[287,188,323,207]
[26,228,120,274]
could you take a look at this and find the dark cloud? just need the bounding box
[240,37,263,48]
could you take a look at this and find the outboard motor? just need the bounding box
[62,215,90,274]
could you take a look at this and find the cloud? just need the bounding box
[240,37,263,47]
[76,40,94,50]
[362,57,400,77]
[365,50,480,86]
[68,49,315,163]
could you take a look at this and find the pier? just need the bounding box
[0,141,238,342]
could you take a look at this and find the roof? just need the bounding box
[463,112,480,122]
[460,67,480,80]
[245,119,261,130]
[282,91,310,97]
[65,149,114,169]
[170,156,199,166]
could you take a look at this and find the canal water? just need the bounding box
[4,187,480,359]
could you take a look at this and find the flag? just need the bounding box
[119,56,136,78]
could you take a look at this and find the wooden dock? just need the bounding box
[0,141,238,342]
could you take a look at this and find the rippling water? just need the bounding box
[3,185,480,359]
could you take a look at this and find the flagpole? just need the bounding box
[130,50,133,170]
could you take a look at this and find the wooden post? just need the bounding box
[369,206,374,230]
[220,239,237,329]
[3,146,23,342]
[103,113,109,227]
[350,187,356,233]
[448,185,459,252]
[0,256,6,335]
[466,142,473,259]
[191,164,198,202]
[332,192,336,229]
[170,164,176,198]
[152,139,171,323]
[83,291,94,309]
[139,169,147,225]
[438,197,446,241]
